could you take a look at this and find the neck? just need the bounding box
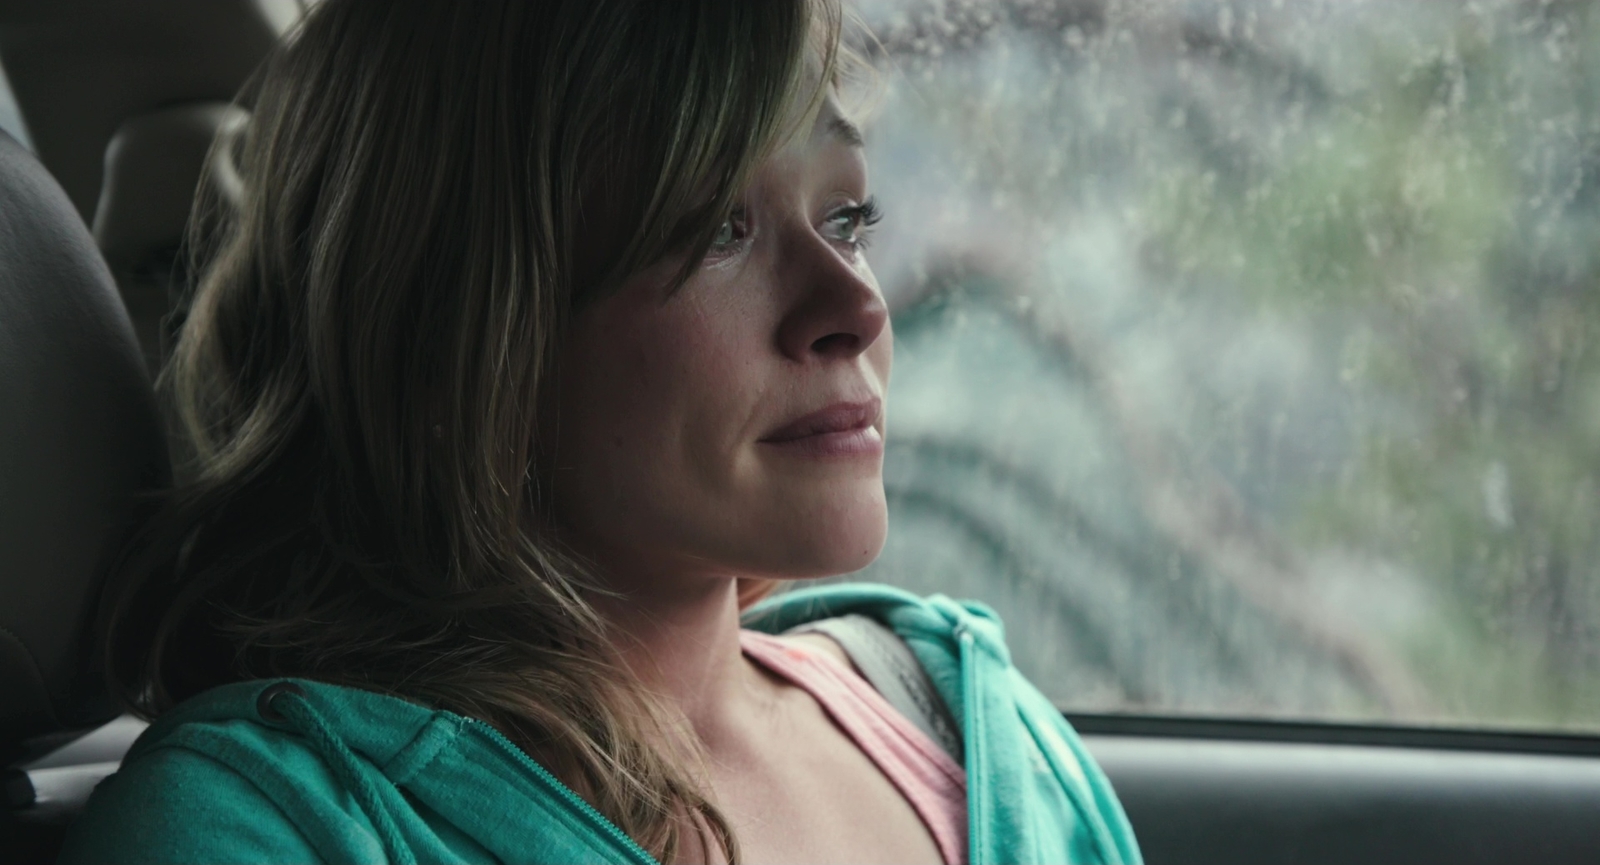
[587,568,769,745]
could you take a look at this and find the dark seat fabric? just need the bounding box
[0,129,169,751]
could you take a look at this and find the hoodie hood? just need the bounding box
[748,583,1142,865]
[116,677,656,865]
[67,582,1140,865]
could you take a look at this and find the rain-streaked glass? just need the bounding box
[852,0,1600,732]
[0,63,30,150]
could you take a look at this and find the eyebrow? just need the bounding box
[826,116,865,148]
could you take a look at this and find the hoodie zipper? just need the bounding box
[464,717,659,865]
[959,628,988,865]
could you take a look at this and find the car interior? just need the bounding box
[2,1,1599,863]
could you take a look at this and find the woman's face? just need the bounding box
[550,101,891,586]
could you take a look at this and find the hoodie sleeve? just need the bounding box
[58,745,325,865]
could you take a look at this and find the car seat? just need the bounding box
[92,101,249,375]
[0,127,170,862]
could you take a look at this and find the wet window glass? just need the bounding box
[0,62,31,150]
[853,0,1600,733]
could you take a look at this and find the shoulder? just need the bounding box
[60,679,425,865]
[749,584,1143,861]
[774,630,858,668]
[59,735,324,865]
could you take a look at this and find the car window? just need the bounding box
[262,0,316,29]
[852,0,1600,735]
[0,61,31,150]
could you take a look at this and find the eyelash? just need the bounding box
[828,196,884,253]
[705,196,885,260]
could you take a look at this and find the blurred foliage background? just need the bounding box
[851,0,1600,731]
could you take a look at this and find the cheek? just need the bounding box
[603,303,755,450]
[550,294,767,538]
[547,266,890,578]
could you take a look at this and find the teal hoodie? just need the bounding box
[62,583,1142,864]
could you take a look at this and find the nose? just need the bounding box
[774,232,889,363]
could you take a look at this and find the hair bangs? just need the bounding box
[572,0,844,300]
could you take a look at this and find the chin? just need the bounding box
[753,489,889,579]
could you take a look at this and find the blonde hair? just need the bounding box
[102,1,849,860]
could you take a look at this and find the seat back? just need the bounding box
[0,129,169,752]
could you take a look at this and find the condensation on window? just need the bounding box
[0,61,32,150]
[850,0,1600,733]
[255,0,315,33]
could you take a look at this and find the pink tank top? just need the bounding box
[739,629,969,865]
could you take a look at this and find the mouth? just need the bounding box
[758,397,884,458]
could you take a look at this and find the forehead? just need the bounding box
[753,100,865,195]
[816,105,864,148]
[776,94,864,154]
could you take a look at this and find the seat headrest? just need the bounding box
[0,130,169,748]
[93,102,247,280]
[92,102,248,374]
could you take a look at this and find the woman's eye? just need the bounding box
[707,209,749,258]
[825,196,883,252]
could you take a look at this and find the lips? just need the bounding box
[760,398,882,443]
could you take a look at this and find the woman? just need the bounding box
[63,1,1140,863]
